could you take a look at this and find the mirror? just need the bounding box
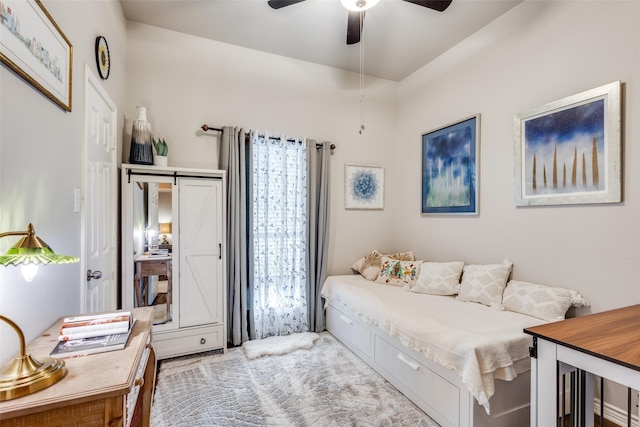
[131,179,174,326]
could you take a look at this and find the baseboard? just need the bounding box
[594,398,639,427]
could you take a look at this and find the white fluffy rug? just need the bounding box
[151,332,439,426]
[242,332,320,359]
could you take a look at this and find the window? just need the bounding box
[251,134,308,338]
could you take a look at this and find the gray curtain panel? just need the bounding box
[306,139,331,332]
[220,126,251,346]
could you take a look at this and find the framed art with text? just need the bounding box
[0,0,73,111]
[345,164,384,210]
[421,115,479,215]
[514,81,621,206]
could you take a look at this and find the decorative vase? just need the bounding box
[129,106,154,165]
[154,155,168,167]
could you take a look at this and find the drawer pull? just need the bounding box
[339,315,353,325]
[200,338,207,345]
[134,378,144,388]
[397,353,420,371]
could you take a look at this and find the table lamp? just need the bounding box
[159,222,172,245]
[0,223,79,401]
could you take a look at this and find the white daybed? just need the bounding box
[321,274,547,427]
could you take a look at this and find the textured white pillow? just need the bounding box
[351,250,415,281]
[375,256,423,287]
[455,259,513,309]
[503,280,590,321]
[410,261,464,295]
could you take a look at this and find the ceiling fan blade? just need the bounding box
[346,11,364,45]
[401,0,453,12]
[267,0,307,9]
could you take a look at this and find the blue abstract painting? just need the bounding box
[422,116,478,214]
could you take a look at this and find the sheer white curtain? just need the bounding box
[251,134,309,338]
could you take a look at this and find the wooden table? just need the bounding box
[134,255,172,320]
[0,307,156,427]
[524,304,640,427]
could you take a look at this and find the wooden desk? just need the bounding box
[0,307,156,427]
[134,255,172,320]
[525,304,640,427]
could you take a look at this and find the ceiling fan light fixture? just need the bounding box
[340,0,380,12]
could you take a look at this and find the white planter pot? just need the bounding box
[154,155,168,167]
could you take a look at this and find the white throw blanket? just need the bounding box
[321,275,547,414]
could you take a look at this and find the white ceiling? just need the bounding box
[120,0,522,82]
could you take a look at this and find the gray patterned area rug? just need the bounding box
[151,332,439,426]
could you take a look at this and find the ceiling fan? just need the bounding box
[267,0,453,45]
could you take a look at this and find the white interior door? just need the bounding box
[179,178,223,327]
[83,66,117,313]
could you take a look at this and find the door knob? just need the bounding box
[86,269,103,281]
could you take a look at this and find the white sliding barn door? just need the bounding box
[179,178,223,327]
[83,66,117,313]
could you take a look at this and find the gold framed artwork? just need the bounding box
[514,81,621,206]
[0,0,73,111]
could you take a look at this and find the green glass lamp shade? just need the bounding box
[0,226,79,266]
[0,245,79,266]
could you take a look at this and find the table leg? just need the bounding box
[134,272,143,307]
[535,339,558,426]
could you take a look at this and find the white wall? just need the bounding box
[396,0,640,314]
[124,22,400,276]
[0,0,128,364]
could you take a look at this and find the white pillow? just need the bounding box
[503,280,590,321]
[375,256,423,287]
[410,261,464,295]
[455,259,513,309]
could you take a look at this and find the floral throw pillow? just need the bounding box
[351,250,415,281]
[375,256,423,287]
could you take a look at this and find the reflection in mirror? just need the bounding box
[132,180,173,325]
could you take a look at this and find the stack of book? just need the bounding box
[50,311,136,358]
[149,248,169,256]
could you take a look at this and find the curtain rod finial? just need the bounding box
[201,124,209,132]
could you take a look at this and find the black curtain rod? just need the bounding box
[266,136,336,150]
[266,135,298,143]
[201,124,335,150]
[201,124,222,132]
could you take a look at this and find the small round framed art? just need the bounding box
[95,36,110,80]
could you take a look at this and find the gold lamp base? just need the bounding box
[0,314,66,401]
[0,353,66,401]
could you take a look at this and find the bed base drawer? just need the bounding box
[374,334,460,427]
[326,303,372,360]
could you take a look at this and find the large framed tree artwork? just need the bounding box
[514,81,621,206]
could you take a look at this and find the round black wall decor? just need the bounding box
[95,36,110,80]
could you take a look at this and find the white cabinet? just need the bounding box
[121,164,226,359]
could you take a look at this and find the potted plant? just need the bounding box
[153,138,169,167]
